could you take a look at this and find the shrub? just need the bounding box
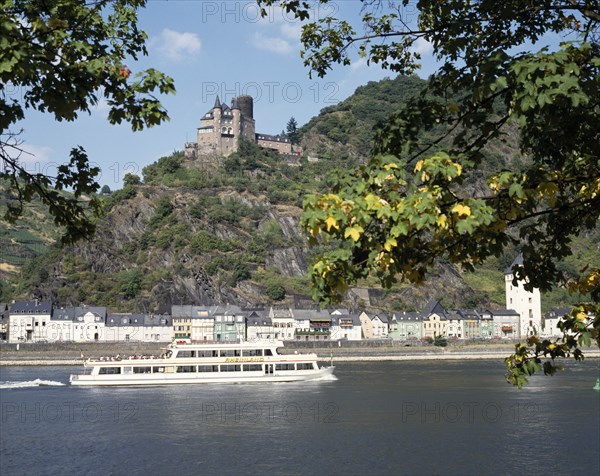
[266,283,286,301]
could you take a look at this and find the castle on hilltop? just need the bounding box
[185,95,302,159]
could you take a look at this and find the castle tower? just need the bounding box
[232,97,241,151]
[237,95,256,141]
[505,255,542,337]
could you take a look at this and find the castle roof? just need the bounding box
[231,97,240,110]
[255,133,290,143]
[213,95,221,109]
[505,254,523,275]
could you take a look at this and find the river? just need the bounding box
[1,360,598,475]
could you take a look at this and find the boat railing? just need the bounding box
[87,355,160,362]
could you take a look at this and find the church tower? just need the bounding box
[505,255,542,337]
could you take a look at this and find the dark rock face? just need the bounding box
[29,184,485,312]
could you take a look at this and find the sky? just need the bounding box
[8,0,441,190]
[9,0,565,191]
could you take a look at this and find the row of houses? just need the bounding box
[0,299,569,344]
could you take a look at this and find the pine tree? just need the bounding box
[286,117,299,144]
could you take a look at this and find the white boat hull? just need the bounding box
[70,366,335,386]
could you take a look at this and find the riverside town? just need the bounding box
[0,257,579,344]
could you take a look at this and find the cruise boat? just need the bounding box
[69,340,335,386]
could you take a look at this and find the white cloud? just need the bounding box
[350,57,368,71]
[412,37,433,55]
[155,29,201,61]
[280,22,302,41]
[250,31,293,55]
[5,142,52,164]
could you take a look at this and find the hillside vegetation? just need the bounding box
[2,75,596,312]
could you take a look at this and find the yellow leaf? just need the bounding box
[452,203,471,217]
[436,214,448,228]
[325,215,339,231]
[414,160,425,172]
[384,237,397,251]
[344,226,363,242]
[364,194,380,209]
[376,251,394,269]
[444,161,462,181]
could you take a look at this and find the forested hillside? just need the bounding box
[2,75,596,312]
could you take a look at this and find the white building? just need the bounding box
[246,312,274,340]
[292,309,331,341]
[371,312,389,338]
[485,309,521,339]
[330,314,362,340]
[105,314,146,342]
[505,255,542,336]
[141,314,172,342]
[543,307,571,337]
[70,307,107,342]
[270,307,296,340]
[7,300,53,343]
[446,312,464,339]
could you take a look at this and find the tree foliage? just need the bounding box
[1,0,175,244]
[266,283,286,301]
[257,0,600,385]
[286,116,299,144]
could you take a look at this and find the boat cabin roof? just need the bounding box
[167,339,284,350]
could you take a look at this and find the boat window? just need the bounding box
[220,364,241,372]
[198,365,219,372]
[243,364,262,372]
[133,366,152,374]
[123,367,133,375]
[197,350,217,358]
[220,350,241,357]
[264,349,273,356]
[177,350,195,358]
[99,367,121,374]
[296,363,313,370]
[176,365,197,373]
[275,364,294,371]
[152,366,166,373]
[242,349,263,357]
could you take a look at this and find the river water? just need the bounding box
[1,360,598,475]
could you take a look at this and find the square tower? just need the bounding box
[505,255,542,337]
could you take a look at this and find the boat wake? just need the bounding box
[314,373,338,382]
[0,379,66,389]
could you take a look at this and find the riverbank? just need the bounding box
[1,341,599,365]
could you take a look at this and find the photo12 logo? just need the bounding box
[199,1,340,24]
[199,400,339,424]
[400,401,542,424]
[1,401,138,424]
[201,81,340,105]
